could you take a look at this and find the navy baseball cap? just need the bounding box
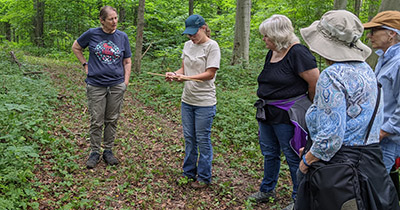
[182,15,205,35]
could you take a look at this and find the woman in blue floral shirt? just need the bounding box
[295,10,399,209]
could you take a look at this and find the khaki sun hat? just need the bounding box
[300,10,371,62]
[363,10,400,30]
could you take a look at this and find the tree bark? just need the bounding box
[134,0,146,74]
[5,22,11,41]
[354,0,361,17]
[119,5,126,30]
[333,0,347,9]
[379,0,400,11]
[189,0,194,16]
[32,0,45,47]
[231,0,251,66]
[365,0,380,68]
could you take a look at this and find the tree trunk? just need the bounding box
[379,0,400,11]
[189,0,194,16]
[119,5,126,30]
[134,0,146,74]
[5,22,11,41]
[231,0,251,66]
[354,0,362,17]
[333,0,347,9]
[32,0,45,47]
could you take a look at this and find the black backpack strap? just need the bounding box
[364,82,382,144]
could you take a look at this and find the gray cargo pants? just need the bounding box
[86,82,126,153]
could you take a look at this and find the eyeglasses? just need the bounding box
[369,27,386,35]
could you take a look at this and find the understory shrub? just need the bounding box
[0,47,57,209]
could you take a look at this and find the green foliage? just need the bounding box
[0,1,388,209]
[0,0,347,60]
[0,0,34,44]
[0,46,58,209]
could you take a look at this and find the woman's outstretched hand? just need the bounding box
[165,72,186,82]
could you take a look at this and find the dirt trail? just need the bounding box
[34,63,290,209]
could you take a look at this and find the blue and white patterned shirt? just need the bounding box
[375,43,400,144]
[306,62,383,161]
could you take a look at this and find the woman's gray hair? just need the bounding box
[259,14,299,51]
[384,29,400,43]
[395,33,400,42]
[99,6,117,21]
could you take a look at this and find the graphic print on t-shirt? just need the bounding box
[95,40,121,64]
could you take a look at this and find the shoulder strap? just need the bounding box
[364,83,382,144]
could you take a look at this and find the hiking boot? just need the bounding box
[191,180,209,189]
[282,202,294,210]
[247,190,276,203]
[103,150,120,166]
[86,152,101,169]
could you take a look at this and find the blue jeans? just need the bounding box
[258,122,300,200]
[181,102,216,184]
[380,138,400,173]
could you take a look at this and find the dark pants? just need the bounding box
[295,144,400,210]
[86,83,126,153]
[390,164,400,201]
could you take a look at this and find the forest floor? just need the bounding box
[32,60,293,209]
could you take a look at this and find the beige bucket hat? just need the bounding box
[300,10,371,62]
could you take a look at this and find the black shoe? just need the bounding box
[247,190,276,203]
[86,152,101,169]
[282,202,294,210]
[103,150,120,166]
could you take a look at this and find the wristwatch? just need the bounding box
[82,62,88,67]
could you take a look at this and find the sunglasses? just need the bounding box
[369,27,386,35]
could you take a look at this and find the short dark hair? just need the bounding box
[99,6,117,21]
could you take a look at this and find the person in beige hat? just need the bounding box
[363,11,400,176]
[294,10,399,210]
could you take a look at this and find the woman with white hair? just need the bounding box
[248,14,319,206]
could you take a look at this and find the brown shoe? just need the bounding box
[191,181,209,189]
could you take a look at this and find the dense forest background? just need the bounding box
[0,0,393,67]
[1,0,399,209]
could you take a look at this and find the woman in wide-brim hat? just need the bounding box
[363,10,400,174]
[295,10,399,209]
